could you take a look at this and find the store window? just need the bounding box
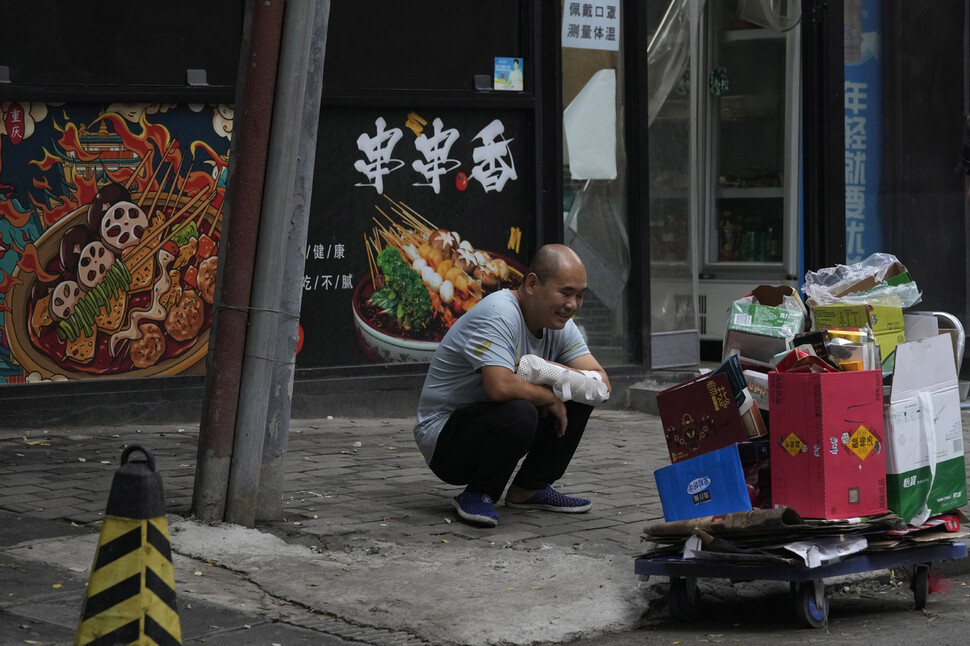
[561,1,636,366]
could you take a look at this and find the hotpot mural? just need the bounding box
[0,102,232,384]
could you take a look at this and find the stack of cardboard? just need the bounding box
[782,255,965,524]
[660,254,966,527]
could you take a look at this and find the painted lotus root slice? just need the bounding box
[78,241,115,290]
[50,280,83,320]
[101,200,149,253]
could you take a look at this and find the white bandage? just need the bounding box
[515,354,610,405]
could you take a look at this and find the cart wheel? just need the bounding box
[668,576,701,622]
[794,581,829,628]
[911,564,930,610]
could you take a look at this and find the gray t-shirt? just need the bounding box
[413,289,590,465]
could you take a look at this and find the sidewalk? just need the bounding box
[4,407,970,645]
[0,409,671,645]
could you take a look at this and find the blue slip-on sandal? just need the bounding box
[505,485,591,513]
[451,490,499,527]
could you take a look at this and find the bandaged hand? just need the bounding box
[515,354,610,405]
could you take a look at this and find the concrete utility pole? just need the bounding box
[192,0,285,523]
[255,2,330,521]
[227,0,329,525]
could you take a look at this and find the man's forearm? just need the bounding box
[482,366,561,407]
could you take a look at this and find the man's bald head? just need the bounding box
[526,244,585,284]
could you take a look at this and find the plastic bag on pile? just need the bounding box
[801,252,922,308]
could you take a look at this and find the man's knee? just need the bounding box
[489,399,538,450]
[564,401,594,426]
[502,398,540,426]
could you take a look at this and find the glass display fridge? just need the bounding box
[649,0,802,345]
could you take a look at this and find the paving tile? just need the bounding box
[0,485,50,498]
[1,409,689,564]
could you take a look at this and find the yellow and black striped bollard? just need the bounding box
[75,444,181,645]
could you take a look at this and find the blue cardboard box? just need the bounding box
[654,443,760,522]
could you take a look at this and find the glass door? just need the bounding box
[646,0,702,339]
[561,1,636,366]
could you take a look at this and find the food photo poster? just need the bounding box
[300,106,534,368]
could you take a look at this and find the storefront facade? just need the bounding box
[0,1,653,423]
[1,1,967,426]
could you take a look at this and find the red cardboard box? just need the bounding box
[658,372,751,463]
[768,370,887,519]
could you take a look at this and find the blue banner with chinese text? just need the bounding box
[844,0,883,262]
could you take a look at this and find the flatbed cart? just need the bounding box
[635,541,967,628]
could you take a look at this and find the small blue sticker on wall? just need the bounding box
[494,57,523,91]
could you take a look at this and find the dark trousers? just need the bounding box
[428,399,594,501]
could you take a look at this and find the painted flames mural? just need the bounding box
[0,102,232,383]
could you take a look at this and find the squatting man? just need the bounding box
[413,244,611,527]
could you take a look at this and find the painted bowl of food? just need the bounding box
[352,240,523,364]
[4,185,220,380]
[352,276,441,364]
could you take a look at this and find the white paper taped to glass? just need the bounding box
[515,354,609,405]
